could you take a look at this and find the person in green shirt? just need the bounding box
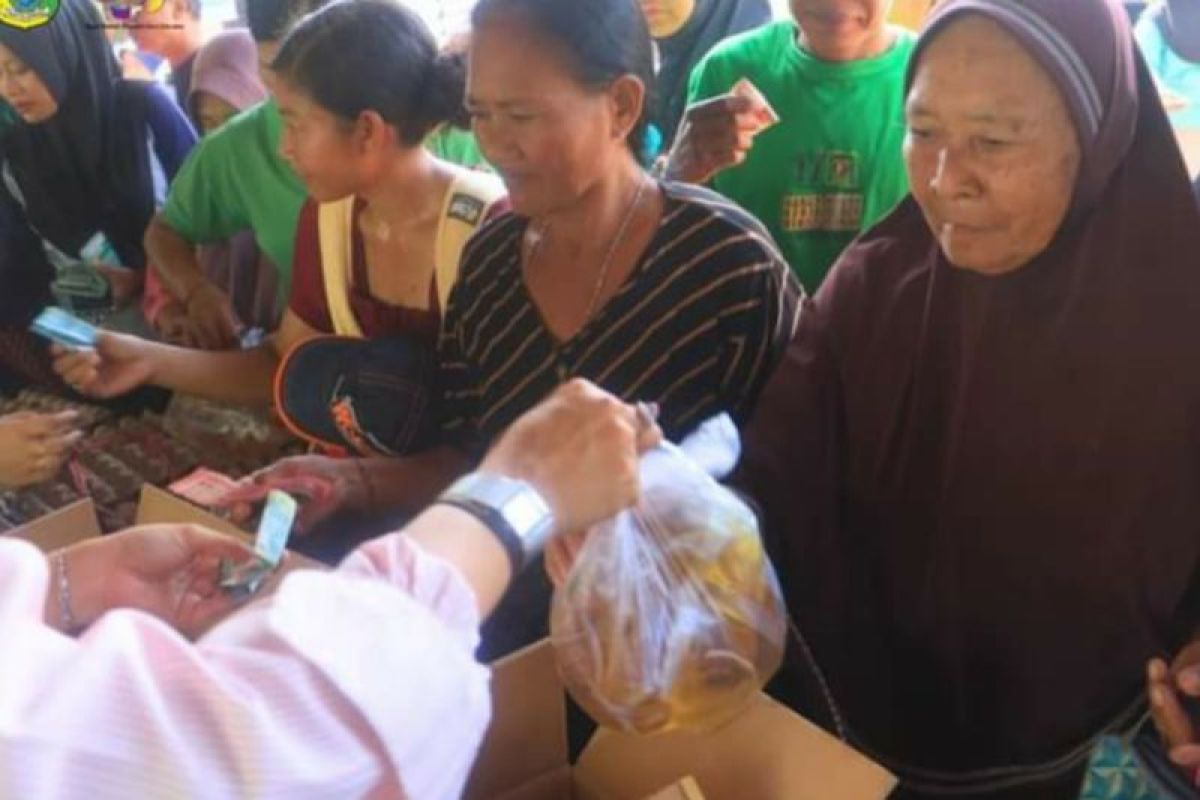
[146,0,490,350]
[666,0,914,292]
[426,122,489,170]
[144,0,328,350]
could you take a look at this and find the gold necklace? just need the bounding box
[526,176,650,323]
[361,207,393,243]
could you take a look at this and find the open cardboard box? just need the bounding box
[8,485,325,578]
[134,484,327,575]
[465,640,896,800]
[8,497,102,551]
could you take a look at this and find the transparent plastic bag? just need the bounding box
[550,415,787,734]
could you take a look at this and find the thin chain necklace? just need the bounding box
[525,175,650,324]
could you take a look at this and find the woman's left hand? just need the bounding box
[50,524,259,639]
[1148,643,1200,778]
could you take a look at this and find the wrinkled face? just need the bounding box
[789,0,892,61]
[0,43,57,124]
[194,90,239,134]
[905,15,1082,275]
[639,0,696,39]
[467,14,642,218]
[275,78,363,202]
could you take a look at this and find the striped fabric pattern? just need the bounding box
[437,181,803,452]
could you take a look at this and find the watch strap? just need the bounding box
[435,495,527,577]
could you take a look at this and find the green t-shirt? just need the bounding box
[161,99,306,297]
[426,124,491,171]
[687,22,915,292]
[162,101,493,300]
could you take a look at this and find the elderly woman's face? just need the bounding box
[467,15,641,219]
[904,15,1081,275]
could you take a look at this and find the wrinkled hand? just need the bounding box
[216,455,369,534]
[184,282,242,350]
[480,379,661,537]
[51,331,155,398]
[1148,642,1200,781]
[665,94,761,185]
[55,524,258,639]
[0,411,82,487]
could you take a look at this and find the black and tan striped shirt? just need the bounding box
[437,181,803,454]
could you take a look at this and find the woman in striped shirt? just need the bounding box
[446,0,800,454]
[210,0,800,607]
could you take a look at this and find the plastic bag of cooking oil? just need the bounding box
[550,415,786,734]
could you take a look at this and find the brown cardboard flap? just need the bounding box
[8,498,100,551]
[135,484,326,574]
[137,484,249,540]
[463,640,569,800]
[574,694,896,800]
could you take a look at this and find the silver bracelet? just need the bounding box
[52,551,77,632]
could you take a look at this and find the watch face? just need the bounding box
[504,489,551,536]
[456,473,553,543]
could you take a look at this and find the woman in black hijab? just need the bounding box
[640,0,770,148]
[0,0,195,326]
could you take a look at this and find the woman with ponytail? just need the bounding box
[54,0,506,410]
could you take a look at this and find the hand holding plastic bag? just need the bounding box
[550,415,787,734]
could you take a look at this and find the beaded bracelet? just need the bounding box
[52,551,77,633]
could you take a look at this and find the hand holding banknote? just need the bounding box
[666,78,780,185]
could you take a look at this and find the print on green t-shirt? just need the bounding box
[687,21,915,292]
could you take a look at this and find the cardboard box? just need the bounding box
[6,484,324,578]
[135,484,326,575]
[465,641,896,800]
[8,497,101,551]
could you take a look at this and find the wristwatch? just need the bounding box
[436,472,554,576]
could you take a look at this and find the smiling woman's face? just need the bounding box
[904,14,1082,275]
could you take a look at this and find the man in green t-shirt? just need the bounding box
[147,0,490,350]
[666,0,914,292]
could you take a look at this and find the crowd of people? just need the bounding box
[2,0,1200,797]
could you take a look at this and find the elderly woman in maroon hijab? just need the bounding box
[735,0,1200,796]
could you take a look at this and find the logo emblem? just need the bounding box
[97,0,166,23]
[0,0,60,30]
[447,193,484,225]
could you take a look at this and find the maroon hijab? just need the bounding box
[737,0,1200,793]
